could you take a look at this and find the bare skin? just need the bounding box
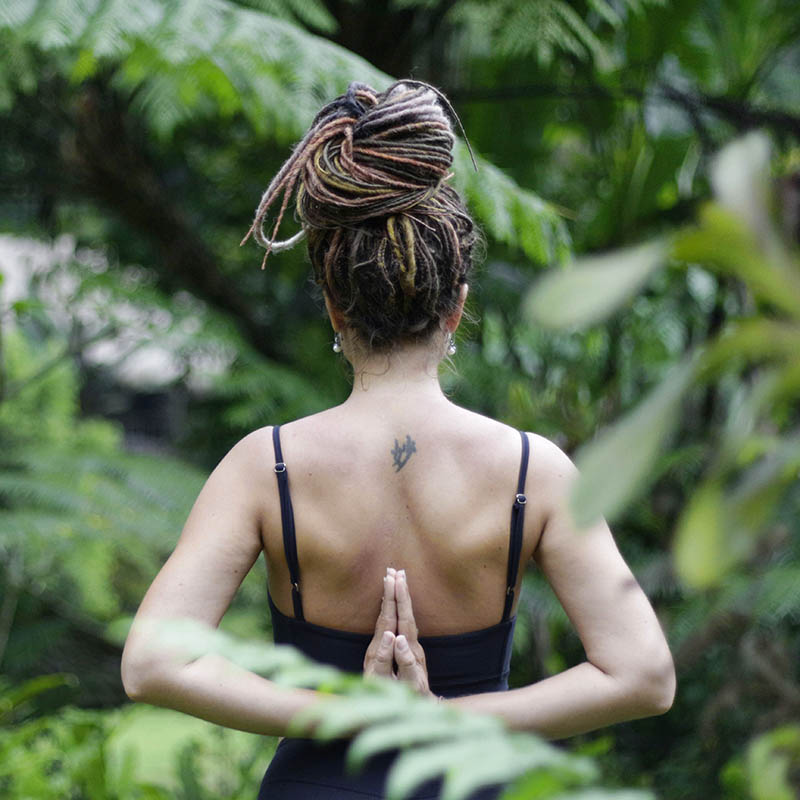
[122,286,676,739]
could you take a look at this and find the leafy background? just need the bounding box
[1,0,799,797]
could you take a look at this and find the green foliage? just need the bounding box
[0,0,568,267]
[1,1,799,798]
[0,325,205,623]
[0,698,270,799]
[722,725,800,800]
[454,0,664,72]
[526,132,800,587]
[149,618,650,800]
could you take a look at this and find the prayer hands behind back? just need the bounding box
[363,568,432,697]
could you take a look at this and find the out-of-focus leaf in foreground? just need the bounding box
[150,619,643,800]
[570,357,697,528]
[524,240,668,329]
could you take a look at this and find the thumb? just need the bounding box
[394,634,417,680]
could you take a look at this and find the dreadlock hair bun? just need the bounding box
[242,80,479,350]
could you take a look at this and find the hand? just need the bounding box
[363,568,398,679]
[363,568,433,697]
[393,570,432,697]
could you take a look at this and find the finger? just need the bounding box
[395,570,418,641]
[394,635,427,693]
[373,570,397,637]
[365,630,395,677]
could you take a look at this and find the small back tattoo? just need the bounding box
[391,434,417,472]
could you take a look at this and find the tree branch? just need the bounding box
[446,82,800,138]
[657,84,800,139]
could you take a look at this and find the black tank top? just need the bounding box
[269,425,530,698]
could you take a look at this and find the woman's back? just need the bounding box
[121,79,674,800]
[260,395,544,637]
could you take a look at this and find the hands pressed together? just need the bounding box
[363,568,433,698]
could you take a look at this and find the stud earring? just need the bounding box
[447,333,457,356]
[332,332,342,353]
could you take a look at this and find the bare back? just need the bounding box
[258,399,546,636]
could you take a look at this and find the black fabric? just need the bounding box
[268,592,516,698]
[259,738,504,799]
[261,427,531,799]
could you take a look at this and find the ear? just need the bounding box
[445,283,469,332]
[323,292,346,332]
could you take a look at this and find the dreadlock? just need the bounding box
[241,80,479,349]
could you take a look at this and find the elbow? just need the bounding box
[121,644,171,704]
[629,651,676,716]
[120,648,150,702]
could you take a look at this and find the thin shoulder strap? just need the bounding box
[272,425,304,620]
[502,430,530,623]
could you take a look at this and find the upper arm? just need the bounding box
[123,431,268,676]
[531,437,674,691]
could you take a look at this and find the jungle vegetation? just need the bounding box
[1,0,799,797]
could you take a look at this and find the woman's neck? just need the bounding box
[342,338,449,405]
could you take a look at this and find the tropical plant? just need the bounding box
[2,0,799,797]
[526,131,800,797]
[137,618,655,800]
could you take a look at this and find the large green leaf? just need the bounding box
[698,319,800,378]
[570,356,697,527]
[524,240,667,329]
[674,431,800,588]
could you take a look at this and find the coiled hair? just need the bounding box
[241,80,479,350]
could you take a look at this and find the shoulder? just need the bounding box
[526,432,578,484]
[220,426,275,472]
[524,432,580,520]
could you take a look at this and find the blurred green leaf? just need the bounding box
[347,710,502,770]
[673,206,800,318]
[552,792,655,800]
[710,131,773,244]
[525,240,668,329]
[699,319,800,378]
[386,734,595,800]
[571,356,696,527]
[0,674,77,723]
[746,725,800,800]
[10,298,45,315]
[673,480,730,588]
[675,431,800,588]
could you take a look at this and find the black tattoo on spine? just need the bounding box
[391,435,417,472]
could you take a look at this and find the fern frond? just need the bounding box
[1,0,569,265]
[455,0,663,70]
[155,618,646,800]
[753,565,800,622]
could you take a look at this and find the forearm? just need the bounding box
[448,660,673,740]
[123,652,320,737]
